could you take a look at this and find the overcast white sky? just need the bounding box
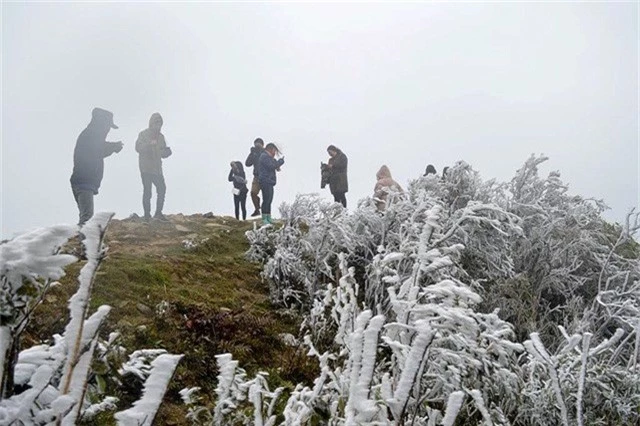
[1,2,638,238]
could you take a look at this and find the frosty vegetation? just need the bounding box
[2,155,638,425]
[189,155,639,425]
[0,213,182,425]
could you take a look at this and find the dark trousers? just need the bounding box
[333,192,347,208]
[72,186,94,225]
[234,191,247,220]
[141,172,166,217]
[250,176,261,212]
[261,184,274,215]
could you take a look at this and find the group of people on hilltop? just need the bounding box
[228,138,285,224]
[70,107,412,227]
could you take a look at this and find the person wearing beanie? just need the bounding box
[135,112,172,221]
[257,143,285,225]
[228,161,249,220]
[70,107,123,225]
[424,164,437,176]
[326,145,348,208]
[245,138,265,217]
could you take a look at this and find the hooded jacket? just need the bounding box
[328,149,348,194]
[70,121,121,194]
[373,165,404,211]
[136,113,171,175]
[258,152,285,187]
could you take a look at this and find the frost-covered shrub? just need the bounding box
[1,224,77,398]
[0,213,182,425]
[227,155,640,425]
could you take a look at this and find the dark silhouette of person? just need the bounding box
[245,138,265,217]
[135,113,172,221]
[70,107,123,225]
[326,145,348,208]
[424,164,437,176]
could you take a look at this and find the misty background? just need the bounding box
[1,2,638,239]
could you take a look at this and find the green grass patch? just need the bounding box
[23,214,316,425]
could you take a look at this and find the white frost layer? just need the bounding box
[114,354,183,426]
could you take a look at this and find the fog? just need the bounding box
[2,2,638,238]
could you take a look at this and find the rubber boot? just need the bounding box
[262,214,269,225]
[266,214,273,225]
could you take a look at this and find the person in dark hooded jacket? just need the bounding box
[135,113,172,221]
[70,107,123,225]
[424,164,437,176]
[228,161,248,220]
[326,145,348,208]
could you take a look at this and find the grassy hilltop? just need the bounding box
[24,214,315,425]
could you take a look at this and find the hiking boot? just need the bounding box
[154,213,169,222]
[143,214,151,222]
[251,210,261,217]
[261,214,269,225]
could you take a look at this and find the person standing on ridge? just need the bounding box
[70,107,123,225]
[135,113,172,221]
[326,145,348,208]
[228,161,248,220]
[258,143,284,225]
[245,138,265,217]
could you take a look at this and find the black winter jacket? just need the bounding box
[70,125,120,194]
[328,150,348,194]
[245,147,265,177]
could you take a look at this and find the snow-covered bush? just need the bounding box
[223,156,639,425]
[0,213,182,424]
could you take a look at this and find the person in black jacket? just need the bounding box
[424,164,437,176]
[69,108,123,225]
[228,161,248,220]
[258,143,284,225]
[244,138,265,217]
[326,145,348,208]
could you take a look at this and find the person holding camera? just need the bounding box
[135,112,172,221]
[258,143,284,225]
[244,138,265,217]
[228,161,248,220]
[70,107,124,225]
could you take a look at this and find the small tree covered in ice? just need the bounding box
[0,213,182,424]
